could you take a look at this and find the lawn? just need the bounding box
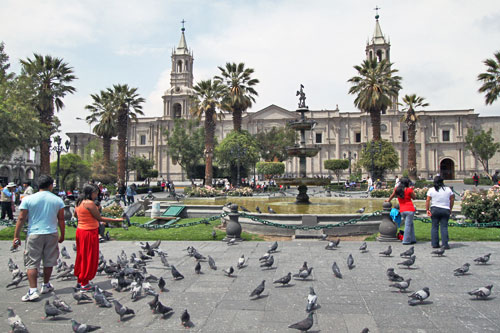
[365,218,500,242]
[0,217,264,241]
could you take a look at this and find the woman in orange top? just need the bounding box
[74,184,123,291]
[386,177,417,245]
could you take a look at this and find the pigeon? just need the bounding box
[171,265,184,280]
[6,272,23,288]
[357,207,366,214]
[431,247,446,256]
[237,255,246,269]
[113,300,135,321]
[72,288,92,304]
[148,294,159,311]
[250,280,266,298]
[239,205,250,212]
[400,246,414,257]
[130,281,143,301]
[158,277,166,292]
[269,241,278,252]
[181,309,190,327]
[320,234,328,241]
[454,263,471,276]
[208,256,217,270]
[408,287,430,306]
[105,231,111,241]
[44,300,63,320]
[7,307,28,333]
[138,251,152,261]
[259,252,271,262]
[331,238,340,248]
[332,261,342,279]
[398,255,416,269]
[260,256,274,269]
[223,266,234,277]
[268,206,277,214]
[256,206,262,213]
[473,253,491,265]
[299,261,308,272]
[379,246,392,256]
[325,241,337,250]
[56,264,75,279]
[61,246,71,259]
[155,302,173,318]
[8,258,19,272]
[468,285,493,299]
[211,230,217,240]
[195,261,201,274]
[72,243,77,252]
[361,328,370,333]
[193,251,206,261]
[359,242,368,252]
[160,254,170,268]
[390,278,412,292]
[52,292,72,312]
[294,267,313,280]
[306,287,317,312]
[150,240,161,249]
[227,238,236,246]
[71,319,101,332]
[93,288,112,308]
[273,272,292,286]
[288,312,314,332]
[347,254,355,270]
[386,268,404,282]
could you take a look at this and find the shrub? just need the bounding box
[256,162,285,179]
[102,204,124,218]
[185,186,224,197]
[463,177,493,185]
[227,187,253,196]
[414,179,432,188]
[370,189,392,198]
[461,186,500,222]
[135,186,163,194]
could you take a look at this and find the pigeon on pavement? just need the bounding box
[239,205,250,212]
[260,256,274,269]
[72,243,77,252]
[468,285,493,299]
[408,287,430,306]
[347,254,355,270]
[269,241,278,252]
[61,246,71,259]
[7,307,28,333]
[256,206,262,213]
[357,207,366,214]
[158,277,166,292]
[325,241,337,250]
[113,300,135,321]
[259,252,271,262]
[273,272,292,286]
[294,267,313,280]
[320,234,328,241]
[6,272,23,288]
[386,268,404,282]
[398,255,416,269]
[227,238,236,246]
[288,312,314,332]
[181,309,190,327]
[431,247,446,256]
[195,261,201,274]
[390,278,412,292]
[237,255,246,269]
[223,266,235,277]
[71,319,101,332]
[44,300,63,320]
[250,280,266,299]
[379,246,392,256]
[171,265,184,280]
[359,242,368,252]
[306,287,317,312]
[454,263,471,276]
[148,294,159,311]
[93,288,112,308]
[208,255,217,270]
[155,302,173,318]
[52,292,72,312]
[400,246,414,257]
[211,230,217,240]
[72,288,92,304]
[473,253,491,264]
[332,261,342,279]
[268,206,277,214]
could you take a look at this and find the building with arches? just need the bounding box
[0,149,39,186]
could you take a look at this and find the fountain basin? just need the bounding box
[288,119,317,131]
[275,178,330,186]
[286,146,321,157]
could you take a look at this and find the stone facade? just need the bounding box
[0,149,40,186]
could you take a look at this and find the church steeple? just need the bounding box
[365,7,390,62]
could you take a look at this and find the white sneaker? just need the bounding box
[40,283,54,294]
[21,290,40,302]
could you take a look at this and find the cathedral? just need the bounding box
[68,16,500,182]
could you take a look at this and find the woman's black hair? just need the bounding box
[395,177,411,198]
[76,184,99,207]
[433,175,445,191]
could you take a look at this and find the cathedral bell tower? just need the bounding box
[162,21,195,119]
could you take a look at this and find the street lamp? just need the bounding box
[51,135,70,192]
[13,156,25,184]
[363,141,382,180]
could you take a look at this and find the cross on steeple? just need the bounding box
[181,19,186,31]
[374,5,381,19]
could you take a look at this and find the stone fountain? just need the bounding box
[278,85,329,204]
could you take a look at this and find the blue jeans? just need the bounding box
[401,211,416,244]
[431,207,450,247]
[119,194,127,206]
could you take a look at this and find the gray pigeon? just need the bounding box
[379,245,392,256]
[113,300,135,321]
[72,243,77,252]
[397,255,416,269]
[294,267,313,280]
[130,281,143,301]
[6,272,23,288]
[158,277,166,292]
[357,207,365,214]
[44,300,63,320]
[170,265,184,280]
[211,230,217,240]
[93,288,112,308]
[223,266,235,277]
[332,261,342,279]
[454,263,471,276]
[256,206,262,213]
[72,288,92,304]
[320,234,328,241]
[359,242,368,252]
[195,261,201,274]
[52,292,72,312]
[268,206,277,214]
[269,241,278,252]
[431,247,446,256]
[347,254,355,270]
[288,312,314,332]
[8,258,18,271]
[208,255,217,270]
[361,328,370,333]
[306,287,317,312]
[325,241,337,250]
[468,285,493,299]
[390,278,412,292]
[259,252,271,261]
[239,205,250,212]
[273,272,292,286]
[7,307,28,333]
[408,287,430,306]
[260,255,274,269]
[181,309,190,327]
[160,254,170,268]
[155,301,173,318]
[61,246,71,259]
[148,294,159,311]
[250,280,266,298]
[237,255,246,269]
[400,246,414,257]
[227,238,236,246]
[473,253,491,264]
[386,268,404,282]
[71,319,100,332]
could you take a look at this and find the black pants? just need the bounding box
[1,201,13,220]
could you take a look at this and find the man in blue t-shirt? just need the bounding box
[12,174,65,302]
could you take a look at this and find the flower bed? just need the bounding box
[184,186,224,197]
[371,187,428,200]
[227,187,253,196]
[102,204,124,218]
[461,186,500,223]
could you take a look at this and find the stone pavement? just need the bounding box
[0,239,499,332]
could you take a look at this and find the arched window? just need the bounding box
[173,103,182,118]
[369,50,373,60]
[376,50,383,62]
[26,169,35,180]
[177,60,183,72]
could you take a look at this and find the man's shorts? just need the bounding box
[24,233,59,269]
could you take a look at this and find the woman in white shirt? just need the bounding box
[426,176,454,249]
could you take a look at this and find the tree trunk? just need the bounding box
[40,139,51,175]
[369,108,381,141]
[39,102,54,175]
[407,121,417,180]
[204,108,215,186]
[232,107,242,132]
[102,136,111,167]
[117,109,128,183]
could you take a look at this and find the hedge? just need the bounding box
[463,177,493,185]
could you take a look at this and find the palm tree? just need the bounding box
[20,54,76,174]
[348,59,401,141]
[401,94,429,180]
[478,51,500,105]
[85,91,117,167]
[106,84,145,183]
[191,79,226,185]
[215,62,259,131]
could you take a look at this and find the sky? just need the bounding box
[1,0,500,140]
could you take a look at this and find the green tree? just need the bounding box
[465,128,500,178]
[348,59,402,141]
[256,162,285,179]
[401,94,429,181]
[20,54,76,174]
[358,140,399,180]
[254,126,297,162]
[105,84,145,183]
[324,159,349,184]
[165,118,205,180]
[129,156,158,184]
[477,51,500,105]
[215,62,259,132]
[0,42,15,83]
[191,79,226,186]
[50,153,91,190]
[215,130,260,185]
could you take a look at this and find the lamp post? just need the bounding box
[363,141,382,179]
[13,156,25,184]
[51,135,70,192]
[230,144,248,187]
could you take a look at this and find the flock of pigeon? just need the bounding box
[4,235,495,332]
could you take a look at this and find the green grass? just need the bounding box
[365,218,500,242]
[0,217,264,241]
